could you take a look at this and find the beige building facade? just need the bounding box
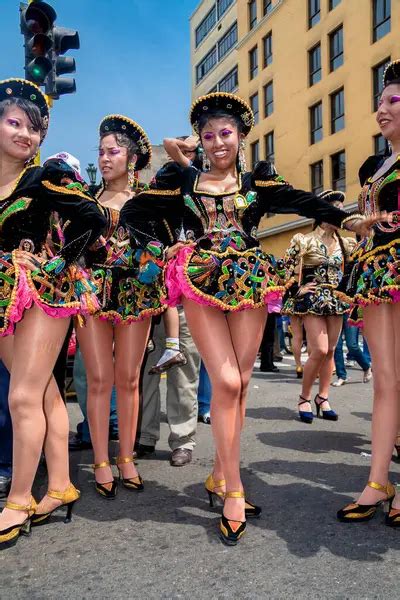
[234,0,400,255]
[190,0,239,98]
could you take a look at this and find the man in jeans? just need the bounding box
[0,361,11,497]
[136,307,200,466]
[332,314,372,386]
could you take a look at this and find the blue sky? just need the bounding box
[0,0,199,181]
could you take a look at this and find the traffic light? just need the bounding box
[20,1,80,99]
[46,25,80,98]
[20,1,56,85]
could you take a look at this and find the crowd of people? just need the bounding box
[0,59,400,550]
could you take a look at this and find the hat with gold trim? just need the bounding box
[317,189,345,203]
[383,59,400,88]
[0,78,50,141]
[190,92,254,135]
[99,114,152,170]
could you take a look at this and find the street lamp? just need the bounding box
[86,163,97,194]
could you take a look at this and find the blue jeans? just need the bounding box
[197,361,211,415]
[74,348,118,443]
[334,315,371,380]
[0,361,12,477]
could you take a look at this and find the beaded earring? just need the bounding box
[198,146,210,172]
[238,140,247,173]
[128,160,138,189]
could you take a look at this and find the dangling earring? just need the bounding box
[128,161,138,189]
[25,149,39,167]
[199,146,210,172]
[238,140,247,173]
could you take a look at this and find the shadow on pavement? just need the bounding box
[257,429,369,456]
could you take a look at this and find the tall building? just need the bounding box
[228,0,399,255]
[190,0,239,98]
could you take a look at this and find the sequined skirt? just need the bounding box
[0,251,98,337]
[91,264,166,324]
[342,237,400,307]
[283,284,350,317]
[165,245,286,312]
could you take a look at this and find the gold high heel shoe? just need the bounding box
[219,491,247,546]
[31,483,80,526]
[115,456,144,491]
[0,496,37,550]
[205,474,261,518]
[92,461,117,499]
[337,481,395,523]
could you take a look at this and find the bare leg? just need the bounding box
[114,319,150,479]
[357,304,400,505]
[0,305,69,529]
[317,316,342,401]
[163,307,179,338]
[76,317,114,487]
[300,315,329,412]
[291,316,304,369]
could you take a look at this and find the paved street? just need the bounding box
[1,355,399,599]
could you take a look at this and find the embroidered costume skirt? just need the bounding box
[0,251,99,336]
[91,264,166,324]
[283,284,350,317]
[165,245,285,313]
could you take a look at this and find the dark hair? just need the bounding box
[384,78,400,89]
[197,109,244,136]
[0,97,45,138]
[100,131,140,163]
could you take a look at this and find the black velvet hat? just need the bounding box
[317,189,345,203]
[0,78,50,141]
[190,92,254,135]
[383,59,400,88]
[99,114,151,170]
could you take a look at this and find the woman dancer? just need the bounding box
[0,79,106,549]
[337,60,400,526]
[78,115,165,498]
[122,93,383,544]
[283,190,355,423]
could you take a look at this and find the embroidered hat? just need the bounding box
[99,114,152,170]
[190,92,254,135]
[0,78,50,141]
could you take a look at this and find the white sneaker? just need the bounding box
[345,360,356,368]
[332,378,347,387]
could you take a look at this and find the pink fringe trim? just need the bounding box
[164,246,283,314]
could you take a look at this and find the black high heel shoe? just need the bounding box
[31,483,80,526]
[116,456,144,491]
[298,396,313,424]
[337,481,395,523]
[0,496,37,550]
[92,461,117,499]
[296,366,303,379]
[393,435,400,462]
[205,474,261,518]
[314,393,338,421]
[219,491,247,546]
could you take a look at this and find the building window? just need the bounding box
[249,46,258,80]
[195,6,217,48]
[310,102,323,144]
[263,0,273,15]
[218,66,238,92]
[330,88,345,133]
[218,22,237,60]
[311,161,324,195]
[373,0,391,42]
[309,44,321,86]
[329,0,341,9]
[196,46,217,84]
[265,131,274,162]
[264,81,274,117]
[372,57,391,111]
[331,151,346,191]
[263,32,272,67]
[250,92,259,125]
[217,0,234,19]
[308,0,320,28]
[329,25,343,72]
[208,85,218,93]
[251,140,260,168]
[374,133,389,155]
[249,0,257,30]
